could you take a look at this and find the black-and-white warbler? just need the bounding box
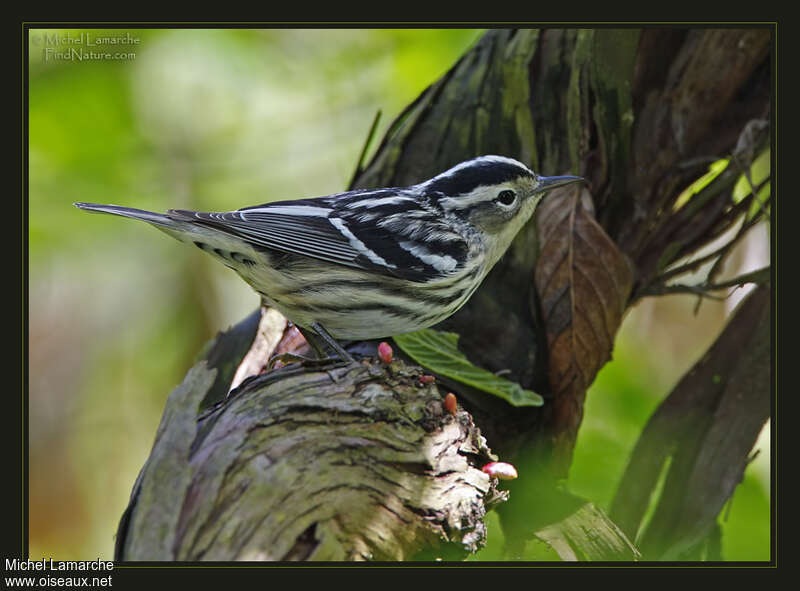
[76,155,582,360]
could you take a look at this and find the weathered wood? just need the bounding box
[117,314,506,561]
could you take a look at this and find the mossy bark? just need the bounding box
[118,313,505,561]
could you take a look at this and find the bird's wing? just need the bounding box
[168,196,469,283]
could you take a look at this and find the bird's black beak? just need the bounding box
[536,175,584,193]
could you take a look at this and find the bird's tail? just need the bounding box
[73,202,255,256]
[74,202,181,229]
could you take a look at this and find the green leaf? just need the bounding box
[733,149,771,221]
[392,329,544,407]
[673,158,730,212]
[732,149,770,203]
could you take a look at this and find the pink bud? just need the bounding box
[377,341,393,364]
[419,375,436,385]
[444,392,457,416]
[481,462,518,480]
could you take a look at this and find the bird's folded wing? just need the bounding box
[167,202,464,283]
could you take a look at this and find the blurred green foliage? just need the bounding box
[28,28,769,562]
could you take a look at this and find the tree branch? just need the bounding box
[117,312,505,560]
[636,266,770,299]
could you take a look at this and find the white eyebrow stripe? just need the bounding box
[330,217,396,268]
[437,188,503,211]
[241,205,332,217]
[438,176,526,212]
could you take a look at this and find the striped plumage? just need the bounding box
[75,155,582,342]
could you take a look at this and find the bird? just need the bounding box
[75,155,583,361]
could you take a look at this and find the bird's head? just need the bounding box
[421,155,584,265]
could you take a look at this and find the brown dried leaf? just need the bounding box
[535,186,634,470]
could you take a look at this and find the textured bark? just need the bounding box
[117,28,771,561]
[117,311,506,561]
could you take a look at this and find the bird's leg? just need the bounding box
[266,351,321,370]
[295,325,329,358]
[308,322,356,363]
[266,324,355,370]
[281,322,356,366]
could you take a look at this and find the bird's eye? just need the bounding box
[496,190,516,206]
